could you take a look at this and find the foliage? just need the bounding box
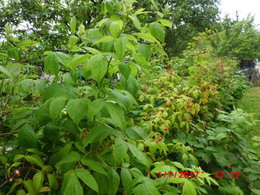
[216,16,260,60]
[0,0,259,194]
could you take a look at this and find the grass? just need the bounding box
[238,87,260,136]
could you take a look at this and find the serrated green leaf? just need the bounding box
[127,143,151,167]
[150,22,165,42]
[23,180,37,195]
[84,125,114,146]
[108,168,120,195]
[133,33,158,43]
[62,171,83,195]
[138,44,151,60]
[75,168,99,193]
[106,102,126,129]
[129,15,141,30]
[121,168,132,189]
[0,65,13,78]
[56,151,81,167]
[44,83,77,100]
[216,132,227,140]
[114,37,127,60]
[8,47,20,61]
[88,54,108,83]
[81,158,107,176]
[118,63,131,79]
[25,155,44,168]
[110,22,121,38]
[18,124,38,149]
[67,98,88,125]
[182,180,197,195]
[44,52,59,76]
[113,138,128,165]
[33,172,44,191]
[127,75,140,95]
[70,17,77,34]
[6,62,21,76]
[47,174,59,189]
[49,97,67,120]
[87,98,105,121]
[132,181,160,195]
[158,19,172,28]
[213,153,229,167]
[93,36,114,45]
[67,54,89,70]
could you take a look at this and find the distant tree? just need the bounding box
[216,16,260,60]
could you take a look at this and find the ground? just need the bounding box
[238,87,260,136]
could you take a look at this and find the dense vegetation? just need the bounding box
[0,0,260,194]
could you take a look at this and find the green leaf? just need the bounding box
[49,97,67,120]
[44,83,77,100]
[47,174,59,189]
[127,76,140,95]
[213,153,229,167]
[81,158,107,176]
[114,37,127,60]
[129,15,141,30]
[18,124,38,149]
[44,52,59,76]
[0,65,13,78]
[113,138,128,165]
[62,171,83,195]
[110,22,121,38]
[68,35,78,47]
[132,181,160,195]
[16,190,26,195]
[67,54,89,70]
[25,155,44,168]
[88,54,108,83]
[133,33,158,43]
[118,63,131,79]
[43,125,60,142]
[66,98,88,125]
[106,102,126,129]
[23,180,37,195]
[33,172,44,191]
[56,151,81,167]
[158,19,173,28]
[138,44,151,60]
[93,36,114,45]
[108,168,120,195]
[6,63,21,77]
[216,132,227,141]
[127,143,151,167]
[84,125,114,146]
[8,47,20,61]
[182,180,197,195]
[75,168,99,193]
[121,168,132,189]
[87,99,105,121]
[70,17,77,34]
[149,22,165,42]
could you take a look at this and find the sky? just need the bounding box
[220,0,260,27]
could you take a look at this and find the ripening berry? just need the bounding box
[188,105,192,108]
[164,127,169,131]
[15,170,20,175]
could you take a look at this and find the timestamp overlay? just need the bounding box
[154,171,241,179]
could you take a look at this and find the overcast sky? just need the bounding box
[220,0,260,27]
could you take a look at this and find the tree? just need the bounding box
[216,16,260,60]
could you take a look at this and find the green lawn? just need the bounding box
[238,87,260,136]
